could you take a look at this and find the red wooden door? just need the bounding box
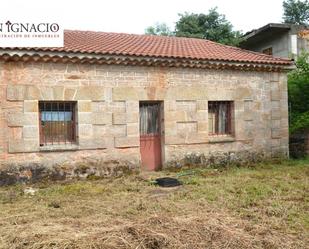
[140,102,162,171]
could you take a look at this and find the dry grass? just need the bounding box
[0,159,308,249]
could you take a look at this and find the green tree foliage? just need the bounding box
[174,8,243,46]
[288,53,309,134]
[145,23,174,36]
[283,0,309,25]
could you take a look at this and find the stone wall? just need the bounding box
[0,61,289,180]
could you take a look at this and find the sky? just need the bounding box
[1,0,285,34]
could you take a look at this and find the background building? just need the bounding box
[240,23,309,59]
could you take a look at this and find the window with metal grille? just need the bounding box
[39,101,77,146]
[208,101,233,136]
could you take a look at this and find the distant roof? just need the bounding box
[0,30,292,66]
[243,23,292,39]
[240,23,308,48]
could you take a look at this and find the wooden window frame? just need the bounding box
[39,101,77,146]
[208,101,234,136]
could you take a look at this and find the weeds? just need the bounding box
[0,159,308,248]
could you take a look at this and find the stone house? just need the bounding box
[240,23,309,59]
[0,31,293,183]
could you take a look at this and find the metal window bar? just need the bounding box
[39,101,76,146]
[64,102,67,144]
[208,101,233,135]
[57,102,60,144]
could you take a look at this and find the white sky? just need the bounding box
[1,0,285,34]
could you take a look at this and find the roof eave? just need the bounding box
[0,49,294,72]
[242,23,292,40]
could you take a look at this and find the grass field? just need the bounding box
[0,159,308,249]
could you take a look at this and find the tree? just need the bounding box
[145,23,174,36]
[174,8,243,46]
[283,0,309,25]
[288,53,309,134]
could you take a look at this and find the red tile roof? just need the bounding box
[10,30,292,65]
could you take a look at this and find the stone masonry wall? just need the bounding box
[0,61,289,179]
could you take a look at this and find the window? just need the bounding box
[139,102,161,135]
[290,35,297,56]
[208,101,233,136]
[262,47,273,55]
[39,101,77,146]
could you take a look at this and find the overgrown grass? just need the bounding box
[174,159,309,233]
[0,159,308,248]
